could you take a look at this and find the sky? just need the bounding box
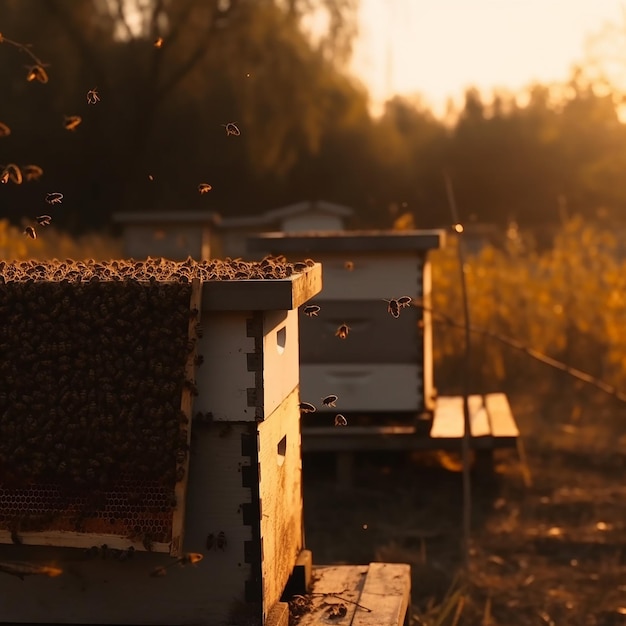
[351,0,625,115]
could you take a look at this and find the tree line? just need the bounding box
[1,0,625,236]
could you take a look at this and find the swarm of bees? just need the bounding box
[0,257,312,542]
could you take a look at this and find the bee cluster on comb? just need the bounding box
[0,256,308,547]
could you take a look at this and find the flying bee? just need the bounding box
[334,414,348,427]
[222,122,240,136]
[335,323,350,339]
[216,531,227,550]
[36,215,52,226]
[303,304,320,317]
[178,552,203,566]
[25,64,49,84]
[197,183,212,194]
[63,115,82,131]
[86,88,100,104]
[0,122,10,137]
[45,192,64,205]
[397,296,412,308]
[299,402,316,413]
[384,298,400,318]
[24,226,36,239]
[154,37,164,48]
[22,164,43,181]
[344,260,354,271]
[2,163,22,184]
[0,561,62,580]
[322,394,338,408]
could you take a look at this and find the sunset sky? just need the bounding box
[351,0,625,114]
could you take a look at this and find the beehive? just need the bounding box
[248,230,445,418]
[0,257,322,626]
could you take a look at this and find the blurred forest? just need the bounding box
[2,0,626,237]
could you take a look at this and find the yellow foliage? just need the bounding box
[431,218,626,391]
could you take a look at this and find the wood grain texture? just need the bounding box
[171,278,202,556]
[257,387,305,623]
[430,393,519,439]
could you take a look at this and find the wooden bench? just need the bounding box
[302,393,520,487]
[268,553,411,626]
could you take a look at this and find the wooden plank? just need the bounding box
[296,565,368,625]
[170,278,201,556]
[430,394,491,439]
[248,230,445,253]
[299,363,424,413]
[265,601,290,626]
[485,393,520,438]
[200,264,322,311]
[258,388,305,620]
[351,562,411,626]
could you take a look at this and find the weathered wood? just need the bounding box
[430,393,518,440]
[296,563,410,626]
[265,601,290,626]
[296,564,368,625]
[171,278,202,556]
[351,563,411,626]
[200,264,322,311]
[258,387,304,622]
[249,230,445,254]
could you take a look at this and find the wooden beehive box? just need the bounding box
[0,257,321,626]
[248,230,445,417]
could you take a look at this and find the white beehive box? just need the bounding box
[0,259,321,626]
[248,230,445,416]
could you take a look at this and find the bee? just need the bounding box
[216,531,227,550]
[10,519,22,545]
[25,64,49,84]
[86,88,100,105]
[64,115,82,131]
[303,304,320,317]
[344,260,354,271]
[0,561,62,580]
[36,215,52,226]
[222,122,240,136]
[45,192,64,205]
[384,298,400,318]
[148,174,154,181]
[22,164,43,181]
[299,401,316,413]
[207,532,220,552]
[397,296,412,308]
[23,226,36,239]
[154,37,164,48]
[2,163,21,184]
[322,394,338,408]
[0,122,10,137]
[334,414,348,427]
[197,183,212,194]
[142,534,154,552]
[335,323,350,339]
[178,552,203,565]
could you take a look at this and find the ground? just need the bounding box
[300,388,626,626]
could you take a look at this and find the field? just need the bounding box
[301,387,626,626]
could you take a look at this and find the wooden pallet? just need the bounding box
[268,560,410,626]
